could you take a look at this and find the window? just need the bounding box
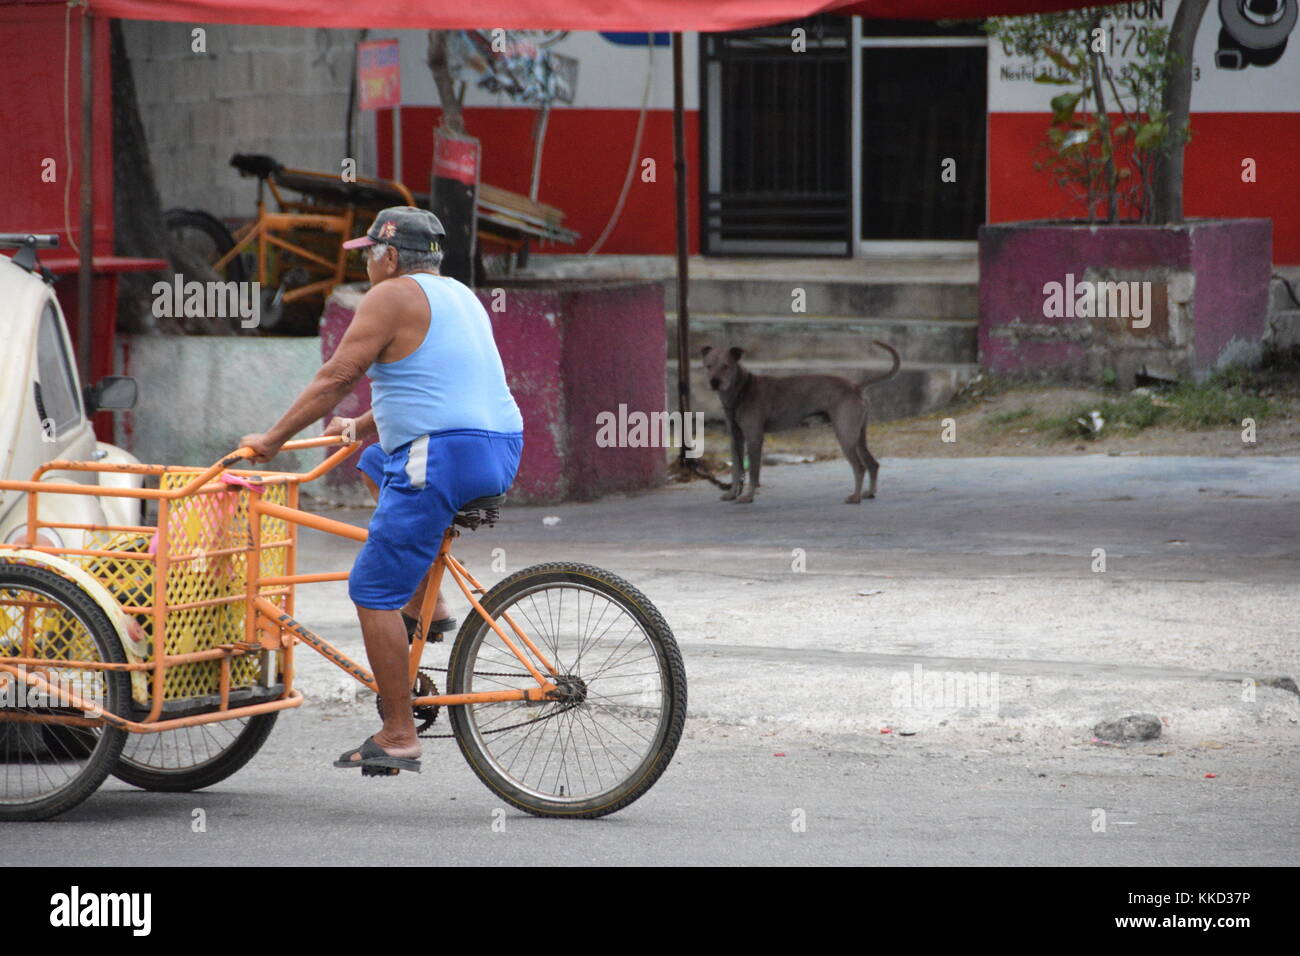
[35,300,82,438]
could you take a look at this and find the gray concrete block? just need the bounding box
[114,336,324,474]
[669,314,978,365]
[1266,310,1300,350]
[665,277,979,320]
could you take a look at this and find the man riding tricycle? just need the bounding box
[0,219,685,822]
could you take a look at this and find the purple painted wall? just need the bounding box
[1188,221,1273,368]
[560,283,670,499]
[319,287,378,500]
[979,219,1272,385]
[482,287,568,502]
[321,280,666,504]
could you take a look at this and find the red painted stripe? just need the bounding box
[379,106,700,257]
[989,112,1300,264]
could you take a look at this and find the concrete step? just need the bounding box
[667,312,978,365]
[663,276,978,320]
[668,357,978,424]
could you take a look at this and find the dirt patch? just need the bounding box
[692,366,1300,463]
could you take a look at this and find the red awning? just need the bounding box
[85,0,1096,30]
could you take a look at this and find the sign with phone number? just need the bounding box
[989,0,1299,113]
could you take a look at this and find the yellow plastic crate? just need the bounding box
[77,473,292,704]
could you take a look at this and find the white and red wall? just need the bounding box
[988,2,1300,263]
[373,13,1299,264]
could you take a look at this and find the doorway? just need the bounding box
[858,19,987,251]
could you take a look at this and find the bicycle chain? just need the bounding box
[415,665,577,739]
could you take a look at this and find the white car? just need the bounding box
[0,234,144,549]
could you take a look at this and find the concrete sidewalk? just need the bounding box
[291,454,1299,756]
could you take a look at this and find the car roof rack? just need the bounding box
[0,233,60,282]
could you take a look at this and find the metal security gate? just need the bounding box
[700,17,852,256]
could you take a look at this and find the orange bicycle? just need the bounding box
[0,436,686,820]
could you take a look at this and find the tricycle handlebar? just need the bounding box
[159,435,361,499]
[218,435,354,468]
[1,435,361,503]
[205,435,359,491]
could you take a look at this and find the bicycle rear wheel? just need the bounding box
[447,562,686,819]
[113,713,277,792]
[0,564,130,821]
[163,207,248,284]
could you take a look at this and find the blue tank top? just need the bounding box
[368,273,523,453]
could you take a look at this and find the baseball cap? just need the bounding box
[343,206,446,252]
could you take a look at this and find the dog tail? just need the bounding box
[859,340,901,389]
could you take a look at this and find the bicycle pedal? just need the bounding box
[361,765,402,778]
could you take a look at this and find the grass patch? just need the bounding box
[1037,371,1274,440]
[1037,393,1160,439]
[986,406,1035,427]
[1164,376,1273,428]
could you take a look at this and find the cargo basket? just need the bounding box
[70,472,293,707]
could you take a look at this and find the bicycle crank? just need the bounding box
[375,670,440,733]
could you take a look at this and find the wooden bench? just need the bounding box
[475,183,579,266]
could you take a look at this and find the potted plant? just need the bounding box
[978,2,1272,388]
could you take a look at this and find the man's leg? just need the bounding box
[346,604,421,759]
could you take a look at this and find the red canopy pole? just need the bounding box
[671,31,690,462]
[77,6,94,382]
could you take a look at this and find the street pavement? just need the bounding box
[2,455,1296,865]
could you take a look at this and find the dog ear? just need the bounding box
[699,345,713,357]
[728,346,745,361]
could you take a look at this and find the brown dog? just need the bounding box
[701,340,900,504]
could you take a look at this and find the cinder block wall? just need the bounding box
[121,22,368,222]
[114,336,324,477]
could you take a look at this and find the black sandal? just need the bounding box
[333,736,422,776]
[401,611,457,644]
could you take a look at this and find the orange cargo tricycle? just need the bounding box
[0,436,687,821]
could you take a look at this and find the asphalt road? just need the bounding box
[4,705,1293,866]
[1,455,1295,865]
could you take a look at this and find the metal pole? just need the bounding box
[529,102,550,200]
[671,32,690,464]
[393,104,403,185]
[77,7,94,382]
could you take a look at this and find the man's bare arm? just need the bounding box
[239,283,401,460]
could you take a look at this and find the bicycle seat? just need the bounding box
[230,152,283,180]
[453,494,505,531]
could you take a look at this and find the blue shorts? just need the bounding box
[348,429,523,610]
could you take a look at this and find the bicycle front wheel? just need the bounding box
[447,562,686,819]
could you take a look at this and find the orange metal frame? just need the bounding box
[0,436,560,735]
[212,168,418,303]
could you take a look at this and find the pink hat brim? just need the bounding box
[342,236,376,249]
